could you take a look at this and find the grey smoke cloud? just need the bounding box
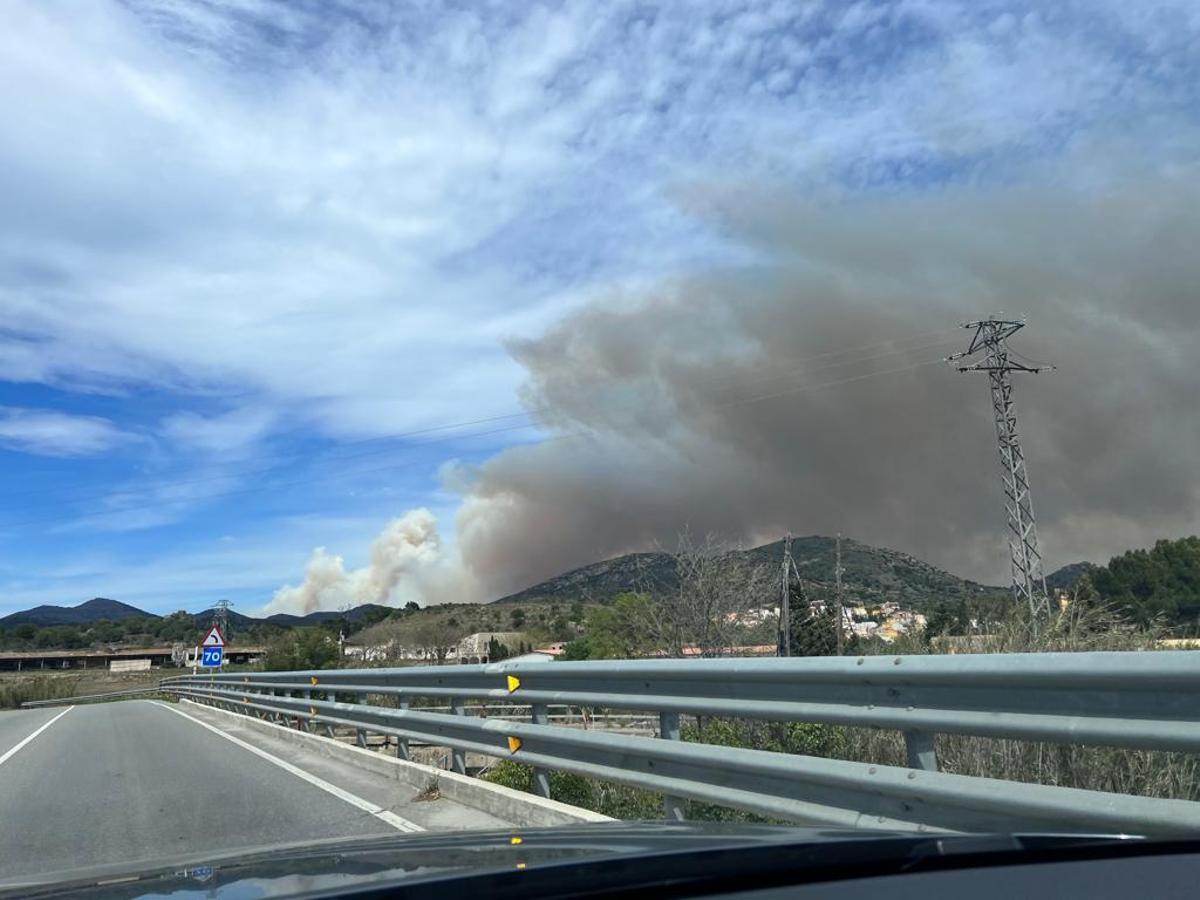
[268,163,1200,613]
[448,167,1200,597]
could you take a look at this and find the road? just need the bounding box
[0,700,510,885]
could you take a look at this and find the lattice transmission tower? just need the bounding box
[213,598,233,638]
[948,318,1053,619]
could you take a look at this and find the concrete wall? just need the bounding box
[109,658,152,672]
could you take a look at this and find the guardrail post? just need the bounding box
[659,711,685,821]
[348,691,367,747]
[904,730,938,771]
[396,699,410,761]
[531,703,551,798]
[450,698,467,774]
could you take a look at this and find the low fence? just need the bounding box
[161,651,1200,836]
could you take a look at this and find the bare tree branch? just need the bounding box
[634,529,772,657]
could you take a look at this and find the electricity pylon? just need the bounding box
[948,318,1053,620]
[213,598,233,639]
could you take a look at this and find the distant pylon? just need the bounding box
[213,598,233,638]
[948,317,1053,620]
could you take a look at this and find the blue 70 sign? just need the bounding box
[201,646,224,667]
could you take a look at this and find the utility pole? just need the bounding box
[779,534,792,657]
[834,533,845,656]
[948,317,1053,621]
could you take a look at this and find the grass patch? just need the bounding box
[0,675,79,710]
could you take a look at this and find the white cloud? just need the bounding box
[0,511,391,614]
[3,0,1191,446]
[2,1,1198,606]
[160,406,276,457]
[0,407,130,457]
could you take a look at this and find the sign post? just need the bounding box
[200,625,225,670]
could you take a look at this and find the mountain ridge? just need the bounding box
[0,552,1095,630]
[0,599,392,630]
[492,535,1008,609]
[0,597,153,628]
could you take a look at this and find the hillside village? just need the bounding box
[341,595,936,666]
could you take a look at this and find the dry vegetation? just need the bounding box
[351,599,589,658]
[489,598,1200,819]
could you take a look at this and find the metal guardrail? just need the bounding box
[161,651,1200,836]
[21,687,163,708]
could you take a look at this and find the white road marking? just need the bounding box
[0,706,74,768]
[153,701,423,833]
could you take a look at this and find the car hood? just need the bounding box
[2,822,1140,899]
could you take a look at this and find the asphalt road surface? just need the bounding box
[0,700,509,885]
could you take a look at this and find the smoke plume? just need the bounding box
[264,509,466,615]
[273,164,1200,613]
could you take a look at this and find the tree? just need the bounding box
[157,611,195,643]
[264,627,339,671]
[561,636,593,660]
[635,531,773,657]
[782,605,841,657]
[1092,537,1200,627]
[575,593,656,659]
[403,601,420,614]
[509,608,526,629]
[924,598,970,637]
[391,616,464,665]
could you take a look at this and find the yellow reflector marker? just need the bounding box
[510,836,523,845]
[506,675,520,693]
[516,863,526,870]
[507,736,522,753]
[310,676,319,686]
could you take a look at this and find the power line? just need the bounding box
[0,329,959,508]
[703,335,960,400]
[726,357,944,407]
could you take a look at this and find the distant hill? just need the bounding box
[263,604,391,627]
[0,597,156,628]
[190,608,260,629]
[1045,562,1097,591]
[494,552,677,605]
[494,536,1001,609]
[0,598,396,633]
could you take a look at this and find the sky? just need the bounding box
[1,0,1198,617]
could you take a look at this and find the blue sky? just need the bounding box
[1,1,1198,617]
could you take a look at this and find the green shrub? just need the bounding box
[483,759,659,818]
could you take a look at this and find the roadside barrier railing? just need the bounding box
[160,651,1200,836]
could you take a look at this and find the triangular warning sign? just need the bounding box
[201,625,226,647]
